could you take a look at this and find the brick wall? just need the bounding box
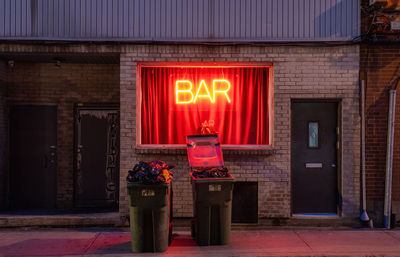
[0,61,6,209]
[6,62,119,208]
[360,44,400,224]
[0,43,360,221]
[119,44,361,219]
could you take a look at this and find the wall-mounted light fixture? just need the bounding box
[54,57,65,67]
[8,60,14,68]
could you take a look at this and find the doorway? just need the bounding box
[74,104,119,209]
[9,104,57,210]
[291,101,339,214]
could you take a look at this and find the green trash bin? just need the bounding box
[127,181,172,252]
[187,134,235,246]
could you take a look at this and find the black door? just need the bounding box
[75,107,119,208]
[10,105,57,210]
[292,102,338,214]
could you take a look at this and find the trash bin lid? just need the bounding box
[186,134,224,168]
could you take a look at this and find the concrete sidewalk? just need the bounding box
[0,227,399,257]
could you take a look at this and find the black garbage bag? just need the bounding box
[127,160,175,184]
[192,166,229,178]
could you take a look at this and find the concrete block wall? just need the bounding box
[119,44,361,219]
[5,62,119,208]
[0,61,6,209]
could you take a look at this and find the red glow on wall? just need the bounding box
[140,65,270,146]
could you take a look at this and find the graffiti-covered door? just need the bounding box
[75,105,119,208]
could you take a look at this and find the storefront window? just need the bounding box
[138,64,272,148]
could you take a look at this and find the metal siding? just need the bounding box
[310,0,315,38]
[266,0,271,38]
[0,0,360,41]
[326,0,331,39]
[251,0,256,38]
[261,0,266,38]
[199,0,204,38]
[91,0,96,38]
[299,0,304,38]
[271,0,276,38]
[172,0,177,38]
[347,0,352,37]
[22,0,27,36]
[129,0,134,38]
[306,0,311,38]
[283,0,288,39]
[235,0,240,38]
[0,1,3,36]
[352,0,359,37]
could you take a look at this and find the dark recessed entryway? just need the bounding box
[291,101,339,214]
[9,104,58,210]
[232,182,258,223]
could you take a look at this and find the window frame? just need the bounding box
[307,120,320,149]
[136,62,274,150]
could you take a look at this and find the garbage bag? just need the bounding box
[127,160,174,184]
[192,166,229,178]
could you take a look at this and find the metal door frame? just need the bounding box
[73,102,120,209]
[7,102,58,209]
[290,99,342,216]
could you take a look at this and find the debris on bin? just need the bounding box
[127,160,175,184]
[192,166,229,178]
[197,120,217,135]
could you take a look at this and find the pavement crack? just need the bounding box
[82,232,101,255]
[294,231,313,250]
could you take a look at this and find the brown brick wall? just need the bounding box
[360,44,400,223]
[0,61,6,209]
[119,44,361,219]
[5,62,119,208]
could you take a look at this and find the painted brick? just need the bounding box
[119,44,360,219]
[0,43,360,222]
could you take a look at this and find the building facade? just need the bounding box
[0,0,375,225]
[360,0,400,226]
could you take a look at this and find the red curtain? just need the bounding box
[140,66,269,145]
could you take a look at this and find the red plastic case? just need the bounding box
[186,134,234,182]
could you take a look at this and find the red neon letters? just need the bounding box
[175,79,231,104]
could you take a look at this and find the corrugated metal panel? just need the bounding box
[0,0,360,42]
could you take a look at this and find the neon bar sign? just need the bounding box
[175,79,231,104]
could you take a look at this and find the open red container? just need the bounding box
[187,134,234,182]
[186,134,234,246]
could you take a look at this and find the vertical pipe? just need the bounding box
[384,89,396,229]
[360,80,370,223]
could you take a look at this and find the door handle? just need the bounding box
[77,151,82,170]
[305,163,322,168]
[331,163,336,168]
